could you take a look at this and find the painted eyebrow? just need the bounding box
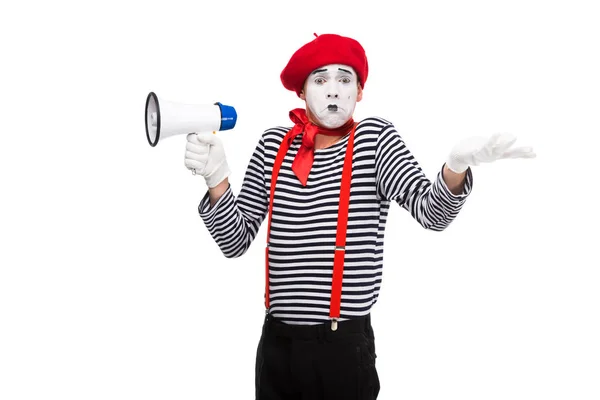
[311,67,354,76]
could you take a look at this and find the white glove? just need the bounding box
[184,132,230,188]
[446,133,536,173]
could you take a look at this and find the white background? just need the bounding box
[1,0,599,399]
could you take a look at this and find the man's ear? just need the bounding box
[356,84,363,102]
[299,90,306,100]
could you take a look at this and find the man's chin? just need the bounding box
[316,113,350,129]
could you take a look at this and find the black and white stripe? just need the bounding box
[199,117,473,325]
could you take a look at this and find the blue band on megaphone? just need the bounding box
[215,102,237,131]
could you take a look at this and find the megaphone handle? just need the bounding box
[189,131,216,175]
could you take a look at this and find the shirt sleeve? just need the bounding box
[375,123,473,231]
[198,134,269,257]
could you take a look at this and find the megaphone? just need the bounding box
[144,91,237,147]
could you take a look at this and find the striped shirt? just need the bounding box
[198,116,473,325]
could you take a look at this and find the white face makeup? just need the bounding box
[302,64,361,129]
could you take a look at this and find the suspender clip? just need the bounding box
[331,318,338,331]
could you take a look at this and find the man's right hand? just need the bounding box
[184,132,231,188]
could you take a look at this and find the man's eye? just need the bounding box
[341,77,351,83]
[315,77,325,84]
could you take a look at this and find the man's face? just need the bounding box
[300,64,363,129]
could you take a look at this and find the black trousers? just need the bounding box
[255,313,380,399]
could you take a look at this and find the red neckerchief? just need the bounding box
[286,108,355,186]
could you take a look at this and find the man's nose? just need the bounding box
[326,92,339,99]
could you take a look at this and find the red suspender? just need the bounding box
[265,124,357,330]
[265,130,295,310]
[328,124,355,330]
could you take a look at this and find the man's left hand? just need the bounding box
[446,133,536,173]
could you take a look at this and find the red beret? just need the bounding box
[280,33,369,97]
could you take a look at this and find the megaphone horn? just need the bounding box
[144,92,237,147]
